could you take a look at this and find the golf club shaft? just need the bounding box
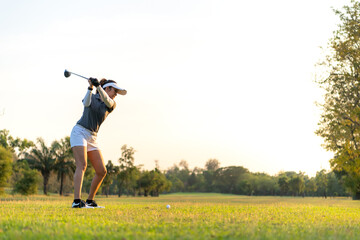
[71,72,89,80]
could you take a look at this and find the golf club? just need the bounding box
[64,69,127,95]
[64,69,89,80]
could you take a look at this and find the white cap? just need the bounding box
[102,82,127,95]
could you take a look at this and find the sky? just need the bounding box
[0,0,353,176]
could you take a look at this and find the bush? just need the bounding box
[0,146,13,194]
[12,161,40,195]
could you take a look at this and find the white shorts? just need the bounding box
[70,124,99,152]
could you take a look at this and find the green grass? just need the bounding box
[1,193,360,239]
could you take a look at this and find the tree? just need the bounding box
[277,172,298,196]
[24,138,56,195]
[214,166,249,194]
[205,159,220,171]
[305,178,318,196]
[165,160,191,192]
[138,170,152,196]
[0,146,13,194]
[187,167,205,192]
[0,129,34,157]
[53,137,75,196]
[150,169,171,196]
[138,169,171,197]
[178,160,190,190]
[315,169,328,198]
[316,1,360,199]
[289,175,305,196]
[203,159,220,192]
[251,173,279,196]
[117,145,138,196]
[277,173,289,196]
[234,173,253,195]
[327,171,347,196]
[102,160,116,197]
[165,164,183,192]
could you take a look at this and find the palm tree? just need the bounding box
[53,137,75,196]
[24,138,56,195]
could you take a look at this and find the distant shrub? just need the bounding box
[0,146,13,194]
[13,161,40,195]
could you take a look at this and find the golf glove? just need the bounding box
[90,78,100,87]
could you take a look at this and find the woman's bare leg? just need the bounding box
[72,146,87,199]
[87,150,107,200]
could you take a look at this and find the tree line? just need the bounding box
[0,129,351,198]
[0,129,171,196]
[164,160,347,198]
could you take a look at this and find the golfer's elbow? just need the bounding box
[82,90,92,107]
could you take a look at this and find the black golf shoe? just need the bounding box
[72,199,93,208]
[86,199,105,208]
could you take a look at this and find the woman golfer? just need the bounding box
[70,77,126,208]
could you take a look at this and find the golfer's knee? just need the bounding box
[77,162,87,172]
[97,168,107,178]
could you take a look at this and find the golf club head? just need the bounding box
[64,69,71,78]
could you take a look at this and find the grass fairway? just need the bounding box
[1,193,360,239]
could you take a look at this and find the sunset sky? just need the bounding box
[0,0,352,176]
